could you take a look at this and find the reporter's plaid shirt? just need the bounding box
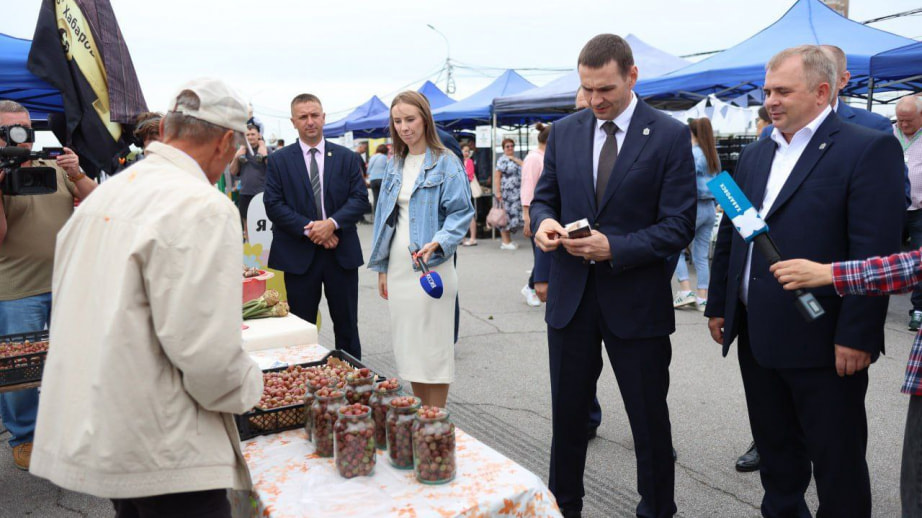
[833,249,922,395]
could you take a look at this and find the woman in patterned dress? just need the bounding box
[493,138,523,250]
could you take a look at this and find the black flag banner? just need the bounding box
[27,0,147,177]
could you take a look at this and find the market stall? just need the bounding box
[231,343,562,518]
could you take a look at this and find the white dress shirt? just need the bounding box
[741,105,832,304]
[593,92,637,186]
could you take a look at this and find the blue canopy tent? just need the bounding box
[0,33,62,120]
[634,0,915,108]
[867,42,922,105]
[417,80,455,111]
[493,34,688,119]
[344,81,456,138]
[431,69,535,129]
[323,95,388,138]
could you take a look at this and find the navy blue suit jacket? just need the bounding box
[264,140,370,274]
[707,114,905,368]
[529,100,696,337]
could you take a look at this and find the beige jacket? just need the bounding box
[31,142,264,498]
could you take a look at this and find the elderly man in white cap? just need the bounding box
[29,78,263,518]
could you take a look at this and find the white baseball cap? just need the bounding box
[168,78,248,133]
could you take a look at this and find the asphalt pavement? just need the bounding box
[0,223,909,517]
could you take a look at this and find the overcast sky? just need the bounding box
[6,0,922,144]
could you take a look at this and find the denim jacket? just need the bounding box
[367,147,474,273]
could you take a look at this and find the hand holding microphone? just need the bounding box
[409,242,444,299]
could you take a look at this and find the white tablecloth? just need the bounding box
[242,314,318,352]
[233,344,561,518]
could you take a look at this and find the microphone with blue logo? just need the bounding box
[707,172,825,322]
[409,243,443,299]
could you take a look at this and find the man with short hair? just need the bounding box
[531,34,696,518]
[898,96,922,331]
[0,100,94,471]
[737,43,906,473]
[707,46,904,516]
[30,78,264,517]
[231,124,269,225]
[264,94,369,359]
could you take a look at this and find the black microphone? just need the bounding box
[408,243,444,299]
[708,172,824,322]
[751,233,825,322]
[0,146,32,158]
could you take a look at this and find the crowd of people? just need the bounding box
[2,30,922,518]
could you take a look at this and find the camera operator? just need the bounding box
[0,100,95,471]
[229,124,268,226]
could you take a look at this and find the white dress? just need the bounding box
[387,153,458,383]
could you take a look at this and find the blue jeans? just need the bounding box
[0,292,51,446]
[675,200,717,290]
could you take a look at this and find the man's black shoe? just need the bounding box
[735,442,760,472]
[587,426,598,440]
[672,448,677,462]
[560,508,582,518]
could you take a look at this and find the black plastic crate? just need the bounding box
[0,331,49,388]
[236,349,377,441]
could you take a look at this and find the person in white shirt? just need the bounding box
[706,46,904,517]
[30,78,263,518]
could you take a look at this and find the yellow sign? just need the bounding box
[54,0,121,141]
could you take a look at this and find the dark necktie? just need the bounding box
[309,148,322,219]
[596,121,619,206]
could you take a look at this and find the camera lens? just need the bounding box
[9,126,29,145]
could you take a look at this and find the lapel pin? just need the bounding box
[327,152,332,157]
[642,128,650,136]
[819,143,826,150]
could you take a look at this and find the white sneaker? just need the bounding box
[521,285,541,307]
[500,242,518,251]
[673,291,696,308]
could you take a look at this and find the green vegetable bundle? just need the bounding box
[243,290,289,319]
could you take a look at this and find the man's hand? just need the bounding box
[0,170,5,194]
[235,145,246,158]
[305,219,336,245]
[535,219,565,252]
[56,147,81,177]
[560,230,612,262]
[535,282,548,302]
[523,211,532,238]
[708,317,725,345]
[415,241,441,265]
[835,344,871,377]
[321,234,339,250]
[770,259,834,290]
[378,273,388,300]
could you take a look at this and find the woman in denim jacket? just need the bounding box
[367,91,474,408]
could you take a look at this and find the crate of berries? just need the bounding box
[0,331,50,388]
[236,350,378,441]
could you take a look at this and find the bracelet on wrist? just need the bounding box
[67,172,87,182]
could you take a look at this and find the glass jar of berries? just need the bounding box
[333,403,376,478]
[369,378,401,449]
[386,396,421,469]
[310,387,346,457]
[412,406,456,484]
[303,377,331,442]
[345,368,375,406]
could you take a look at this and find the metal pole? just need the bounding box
[866,77,875,112]
[492,112,498,241]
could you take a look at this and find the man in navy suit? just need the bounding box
[707,46,904,517]
[737,44,905,472]
[530,34,696,518]
[264,94,370,359]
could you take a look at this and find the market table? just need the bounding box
[232,344,562,518]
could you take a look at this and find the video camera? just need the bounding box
[0,146,64,196]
